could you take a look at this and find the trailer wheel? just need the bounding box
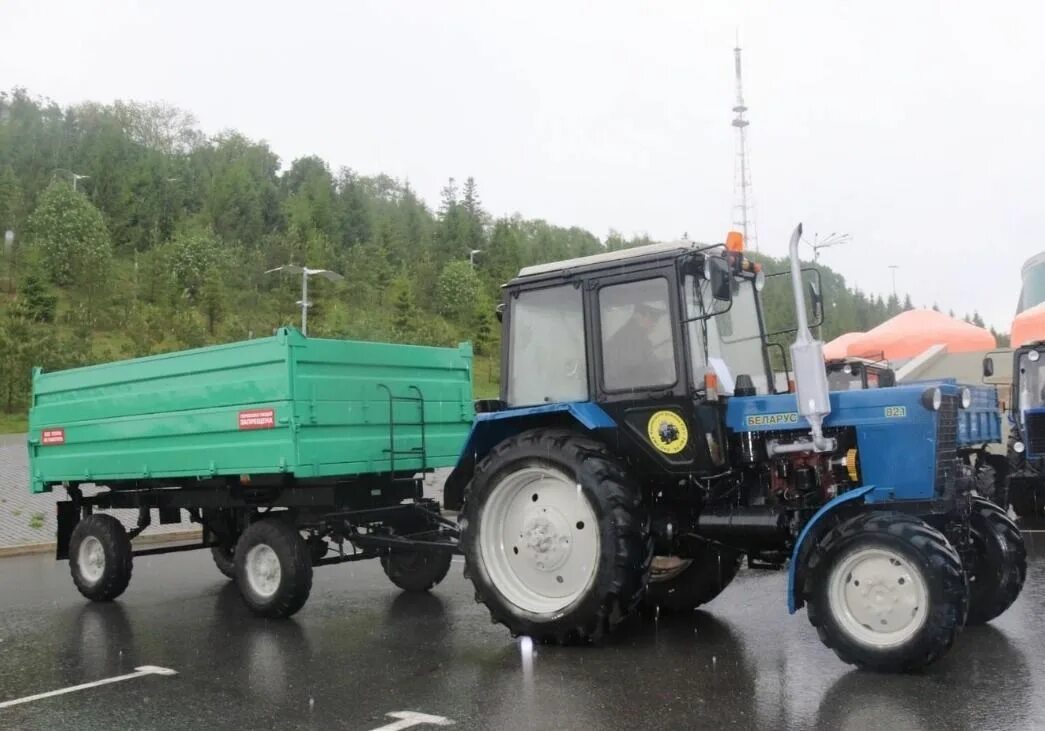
[461,428,652,643]
[211,545,237,580]
[381,550,453,593]
[967,498,1026,625]
[804,511,967,673]
[69,514,133,602]
[234,518,313,618]
[645,546,742,614]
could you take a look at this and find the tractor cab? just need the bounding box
[496,233,776,480]
[825,356,896,391]
[986,342,1045,458]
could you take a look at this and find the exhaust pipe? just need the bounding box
[769,224,836,455]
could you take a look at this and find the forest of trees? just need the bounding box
[0,88,1001,420]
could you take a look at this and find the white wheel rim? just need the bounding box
[245,544,282,599]
[78,536,106,585]
[479,466,600,615]
[828,546,929,648]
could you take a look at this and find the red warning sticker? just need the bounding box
[42,428,66,446]
[238,409,275,430]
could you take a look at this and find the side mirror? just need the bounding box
[879,368,896,387]
[495,303,504,323]
[983,357,994,378]
[808,280,823,322]
[708,257,732,303]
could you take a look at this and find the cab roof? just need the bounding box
[514,240,713,280]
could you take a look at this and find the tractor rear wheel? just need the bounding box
[645,546,742,613]
[804,511,967,673]
[461,428,652,643]
[966,497,1026,625]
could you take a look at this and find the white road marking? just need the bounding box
[0,666,177,710]
[369,711,455,730]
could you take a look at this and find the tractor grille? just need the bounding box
[1026,411,1045,457]
[933,393,959,495]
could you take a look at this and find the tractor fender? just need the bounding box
[442,402,617,511]
[787,484,877,614]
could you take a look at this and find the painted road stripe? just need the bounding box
[370,711,455,730]
[0,666,177,710]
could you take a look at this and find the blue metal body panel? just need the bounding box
[786,484,881,613]
[451,401,616,468]
[727,384,951,501]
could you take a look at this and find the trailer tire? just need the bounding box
[211,545,237,580]
[461,428,652,644]
[804,511,967,673]
[967,498,1026,625]
[645,547,742,614]
[381,550,453,593]
[69,514,133,602]
[235,518,313,618]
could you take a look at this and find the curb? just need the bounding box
[0,528,204,559]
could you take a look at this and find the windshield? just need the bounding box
[685,274,770,395]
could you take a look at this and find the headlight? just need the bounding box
[1014,441,1026,454]
[960,387,972,409]
[754,269,766,292]
[843,364,852,375]
[922,386,943,411]
[1030,350,1041,363]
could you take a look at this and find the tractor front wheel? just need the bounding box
[645,546,741,614]
[804,511,967,673]
[966,498,1026,625]
[461,428,652,643]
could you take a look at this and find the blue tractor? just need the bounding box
[445,225,1026,672]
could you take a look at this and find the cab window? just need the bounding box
[507,285,588,406]
[599,278,677,391]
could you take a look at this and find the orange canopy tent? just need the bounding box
[1012,302,1045,348]
[824,332,864,360]
[844,309,996,361]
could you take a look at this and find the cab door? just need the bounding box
[589,270,727,477]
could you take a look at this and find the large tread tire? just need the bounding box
[69,514,133,602]
[967,497,1026,625]
[211,545,237,580]
[804,511,967,673]
[381,550,453,593]
[645,547,742,614]
[974,456,1007,509]
[461,428,652,644]
[234,518,313,618]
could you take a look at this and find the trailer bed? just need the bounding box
[28,328,474,493]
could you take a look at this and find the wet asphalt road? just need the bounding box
[2,536,1045,731]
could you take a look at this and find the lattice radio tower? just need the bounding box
[731,42,758,252]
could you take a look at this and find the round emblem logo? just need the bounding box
[646,411,689,454]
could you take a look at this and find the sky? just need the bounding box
[4,0,1043,331]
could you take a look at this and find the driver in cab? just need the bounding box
[603,302,674,389]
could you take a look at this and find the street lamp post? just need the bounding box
[804,232,852,261]
[888,265,900,297]
[265,264,344,336]
[53,169,90,192]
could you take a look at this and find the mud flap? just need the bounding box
[56,500,79,560]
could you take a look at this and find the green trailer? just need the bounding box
[28,327,475,617]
